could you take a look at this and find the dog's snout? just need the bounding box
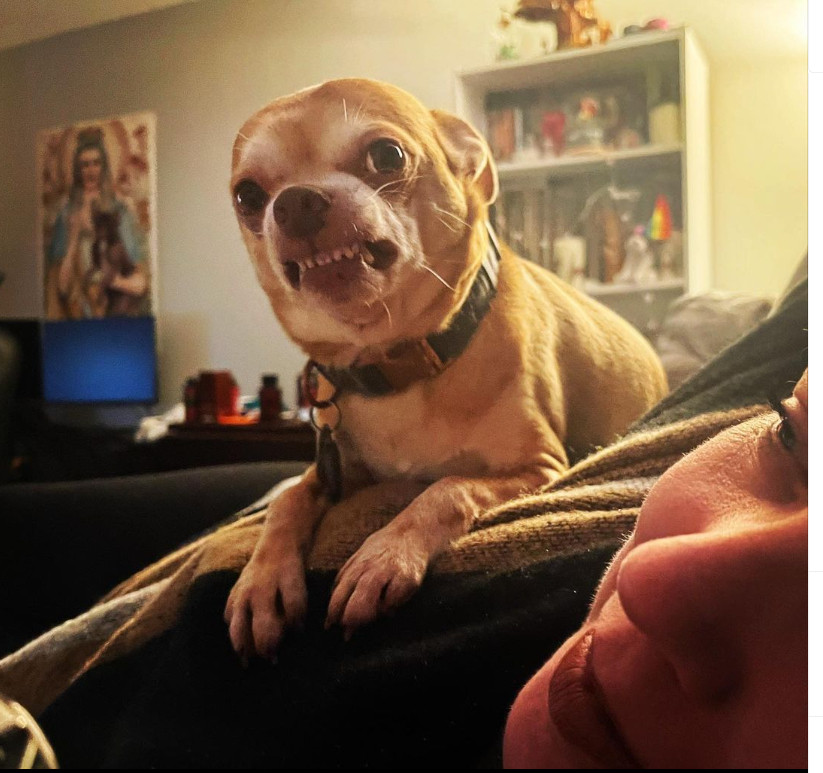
[272,186,331,239]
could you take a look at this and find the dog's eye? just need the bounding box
[365,139,405,174]
[234,180,268,216]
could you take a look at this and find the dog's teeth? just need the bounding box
[332,249,343,262]
[363,251,375,266]
[343,246,354,258]
[352,241,361,254]
[304,257,315,269]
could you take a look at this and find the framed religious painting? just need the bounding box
[37,112,158,320]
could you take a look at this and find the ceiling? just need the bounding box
[0,0,808,60]
[0,0,201,51]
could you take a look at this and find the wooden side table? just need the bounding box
[139,418,315,472]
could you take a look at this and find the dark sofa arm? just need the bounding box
[0,460,308,655]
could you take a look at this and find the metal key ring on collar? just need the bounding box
[310,401,341,432]
[303,359,341,409]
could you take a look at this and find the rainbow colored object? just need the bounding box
[646,194,672,240]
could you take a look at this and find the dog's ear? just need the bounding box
[431,110,498,206]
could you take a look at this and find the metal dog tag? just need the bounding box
[316,424,343,503]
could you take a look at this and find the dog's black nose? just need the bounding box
[272,186,331,239]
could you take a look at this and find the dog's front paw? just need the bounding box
[325,527,428,637]
[223,552,307,661]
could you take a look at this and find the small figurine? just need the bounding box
[565,94,604,154]
[614,226,658,285]
[514,0,612,50]
[541,110,566,156]
[553,232,586,289]
[659,229,683,279]
[602,93,643,150]
[646,194,673,241]
[622,18,669,36]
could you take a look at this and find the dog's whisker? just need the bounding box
[367,180,399,199]
[381,301,393,329]
[233,132,273,153]
[365,173,424,202]
[433,257,467,265]
[420,262,457,292]
[342,98,348,123]
[366,184,402,203]
[435,215,461,234]
[431,203,470,229]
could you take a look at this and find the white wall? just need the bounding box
[0,0,808,411]
[711,57,808,295]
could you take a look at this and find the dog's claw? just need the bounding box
[327,526,428,635]
[225,554,308,659]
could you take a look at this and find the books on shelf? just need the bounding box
[487,106,524,162]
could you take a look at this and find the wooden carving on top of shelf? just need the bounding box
[514,0,612,49]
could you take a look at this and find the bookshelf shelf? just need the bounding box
[454,27,711,339]
[456,29,685,94]
[496,143,683,182]
[585,278,685,297]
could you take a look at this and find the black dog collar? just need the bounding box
[313,223,502,397]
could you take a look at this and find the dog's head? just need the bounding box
[230,78,498,363]
[92,206,121,242]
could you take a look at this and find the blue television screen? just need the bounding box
[42,317,158,404]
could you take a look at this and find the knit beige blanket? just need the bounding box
[0,405,765,716]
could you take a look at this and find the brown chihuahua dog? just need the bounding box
[224,79,667,659]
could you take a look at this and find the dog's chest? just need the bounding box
[336,383,526,481]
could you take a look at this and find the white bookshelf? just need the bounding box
[455,27,711,337]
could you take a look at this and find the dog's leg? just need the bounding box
[224,465,331,659]
[325,466,560,636]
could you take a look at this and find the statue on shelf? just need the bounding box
[614,226,658,285]
[514,0,612,50]
[659,229,683,280]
